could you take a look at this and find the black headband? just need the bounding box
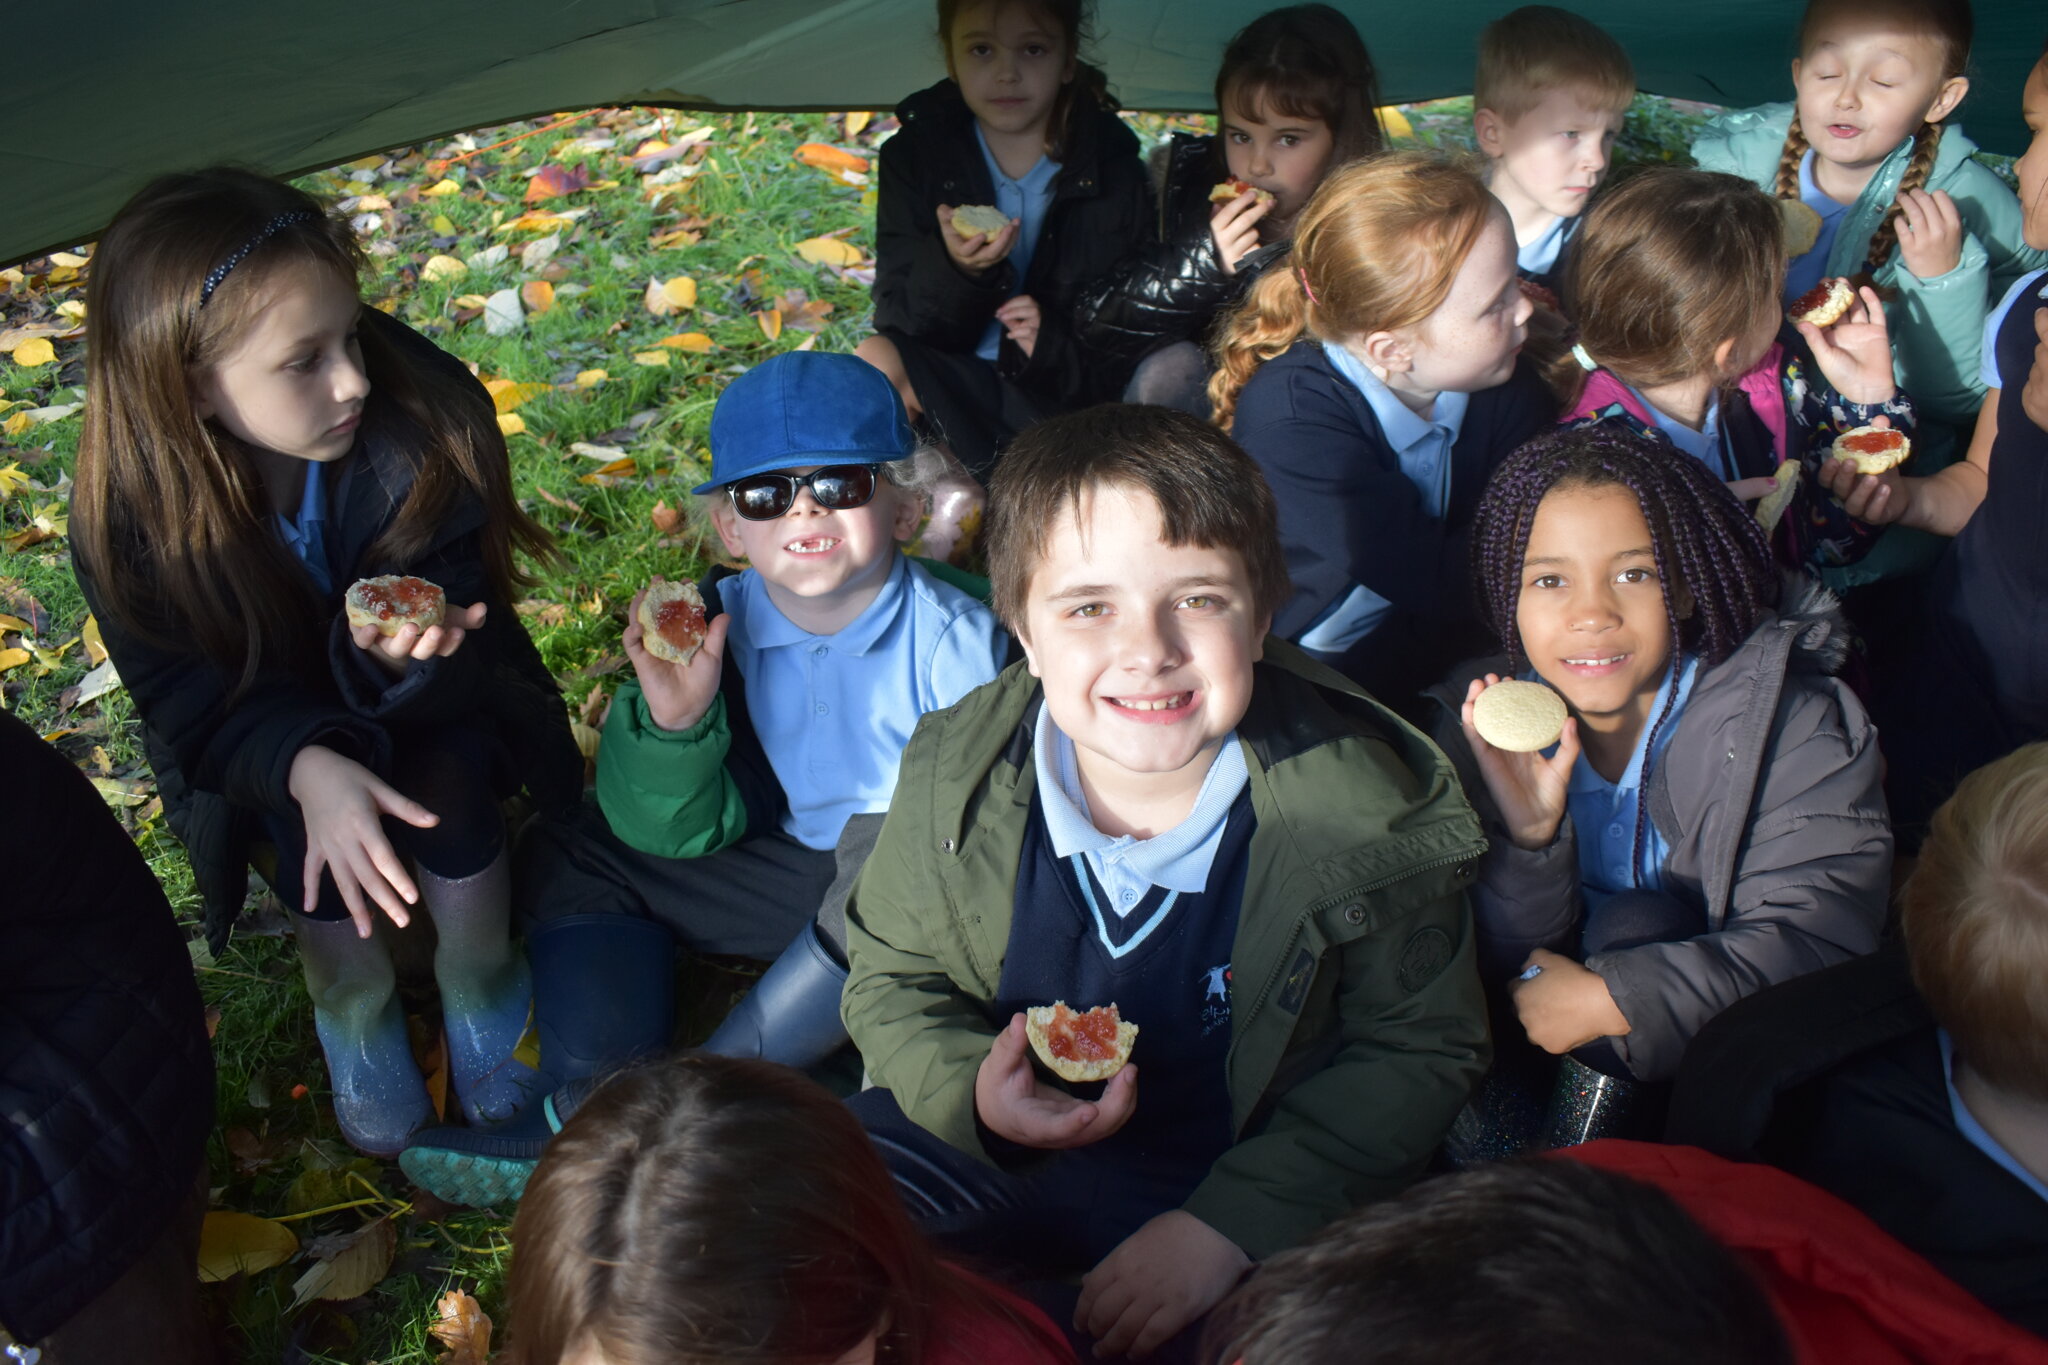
[199,210,319,305]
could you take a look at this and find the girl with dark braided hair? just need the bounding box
[1694,0,2047,433]
[1426,426,1890,1118]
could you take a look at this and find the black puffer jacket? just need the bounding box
[1072,132,1287,387]
[0,709,213,1343]
[871,78,1151,410]
[73,311,583,952]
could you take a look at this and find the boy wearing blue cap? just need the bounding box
[398,353,1007,1206]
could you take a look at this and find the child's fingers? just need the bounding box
[1077,1269,1137,1340]
[1725,476,1779,503]
[1550,717,1582,777]
[302,846,326,920]
[350,622,385,653]
[369,777,441,833]
[407,625,446,659]
[349,845,414,929]
[431,626,467,658]
[449,601,487,630]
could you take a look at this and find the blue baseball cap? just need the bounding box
[693,351,914,494]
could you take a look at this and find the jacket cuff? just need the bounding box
[1179,1175,1297,1262]
[599,686,730,799]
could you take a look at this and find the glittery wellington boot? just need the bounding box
[296,915,434,1157]
[417,850,543,1126]
[700,920,850,1067]
[1541,1054,1657,1149]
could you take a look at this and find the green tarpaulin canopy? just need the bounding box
[2,1,2039,265]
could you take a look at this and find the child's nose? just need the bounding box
[1118,610,1182,672]
[787,487,827,516]
[334,356,370,404]
[1247,143,1273,177]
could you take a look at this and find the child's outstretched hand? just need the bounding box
[1797,284,1898,406]
[1894,187,1964,281]
[623,580,730,732]
[1209,188,1271,276]
[996,294,1041,358]
[936,204,1019,275]
[351,601,486,676]
[1511,948,1630,1054]
[1461,675,1579,851]
[287,743,439,938]
[1078,1211,1248,1359]
[1817,414,1906,523]
[975,1013,1137,1149]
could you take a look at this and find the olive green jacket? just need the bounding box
[841,641,1491,1260]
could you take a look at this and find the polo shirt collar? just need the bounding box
[1564,656,1701,796]
[1324,342,1470,456]
[743,550,911,655]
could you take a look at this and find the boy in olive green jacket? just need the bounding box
[841,405,1490,1359]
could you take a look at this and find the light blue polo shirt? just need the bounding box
[1629,385,1737,482]
[1299,343,1469,654]
[1981,268,2048,390]
[721,553,1007,850]
[1032,699,1249,917]
[1939,1029,2048,1204]
[1517,213,1570,276]
[1562,657,1700,909]
[1783,151,1854,304]
[972,123,1060,362]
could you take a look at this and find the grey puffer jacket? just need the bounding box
[1427,578,1892,1081]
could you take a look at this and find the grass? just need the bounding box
[0,100,1702,1361]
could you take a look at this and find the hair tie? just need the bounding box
[1297,267,1319,307]
[200,210,319,306]
[1571,342,1599,372]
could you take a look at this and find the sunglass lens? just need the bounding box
[733,478,791,520]
[813,465,877,509]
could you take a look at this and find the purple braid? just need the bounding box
[1468,425,1780,883]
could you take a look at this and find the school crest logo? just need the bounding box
[1199,964,1232,1037]
[1396,926,1454,994]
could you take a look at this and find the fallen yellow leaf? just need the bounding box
[83,613,107,665]
[631,350,672,368]
[649,227,701,249]
[422,179,463,197]
[431,214,457,236]
[0,463,29,498]
[845,111,873,136]
[658,332,715,352]
[521,280,556,313]
[1,414,28,437]
[574,369,608,388]
[353,193,392,212]
[756,308,784,342]
[421,254,468,283]
[497,413,528,435]
[11,337,56,367]
[1376,105,1415,140]
[48,251,88,268]
[795,235,864,268]
[54,300,85,322]
[483,379,551,414]
[0,613,28,634]
[429,1288,494,1365]
[643,275,697,316]
[198,1211,300,1282]
[0,647,30,673]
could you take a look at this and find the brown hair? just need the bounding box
[1774,0,1974,274]
[1899,742,2048,1103]
[937,0,1115,162]
[1475,6,1636,122]
[984,403,1289,631]
[74,167,553,696]
[1216,5,1385,169]
[1547,168,1786,409]
[502,1055,1066,1365]
[1208,153,1500,429]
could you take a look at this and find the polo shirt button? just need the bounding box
[1120,889,1135,904]
[1608,824,1624,838]
[816,703,828,714]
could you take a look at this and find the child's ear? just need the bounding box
[188,370,217,422]
[1710,335,1740,379]
[1017,625,1042,679]
[708,496,749,560]
[891,485,922,544]
[1357,331,1412,379]
[1924,76,1969,125]
[1473,107,1505,158]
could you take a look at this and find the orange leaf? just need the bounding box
[794,142,868,175]
[651,500,683,534]
[521,280,556,313]
[657,332,715,352]
[649,227,701,249]
[756,308,784,342]
[483,379,551,413]
[429,1289,494,1365]
[525,163,591,202]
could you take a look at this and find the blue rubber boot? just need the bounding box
[298,915,434,1158]
[418,851,542,1126]
[399,913,674,1206]
[699,920,850,1068]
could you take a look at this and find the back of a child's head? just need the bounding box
[1901,742,2048,1104]
[1551,167,1783,409]
[1474,5,1635,122]
[1205,1158,1794,1365]
[984,403,1288,631]
[936,0,1112,149]
[1216,5,1384,167]
[1471,425,1778,675]
[505,1055,961,1365]
[1209,152,1499,428]
[1777,0,1974,269]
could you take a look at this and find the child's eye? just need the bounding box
[286,354,320,373]
[1070,602,1108,619]
[1530,573,1564,590]
[966,42,992,57]
[1179,594,1216,610]
[1023,43,1047,57]
[1227,130,1249,144]
[1616,567,1657,584]
[1278,134,1299,147]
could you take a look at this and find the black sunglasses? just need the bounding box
[725,464,882,521]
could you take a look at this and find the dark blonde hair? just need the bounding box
[937,0,1114,162]
[1475,6,1636,123]
[1900,742,2048,1103]
[1775,0,1974,274]
[1217,5,1385,169]
[502,1055,1066,1365]
[74,167,553,695]
[984,403,1289,632]
[1208,152,1501,429]
[1548,168,1786,409]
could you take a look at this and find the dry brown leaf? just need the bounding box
[649,227,702,249]
[521,280,556,313]
[650,501,683,534]
[430,1288,494,1364]
[288,1217,396,1309]
[756,308,784,342]
[524,163,591,202]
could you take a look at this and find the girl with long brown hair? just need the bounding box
[1208,152,1554,710]
[1692,0,2045,432]
[72,167,581,1157]
[502,1054,1074,1365]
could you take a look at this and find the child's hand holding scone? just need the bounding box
[1461,675,1579,851]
